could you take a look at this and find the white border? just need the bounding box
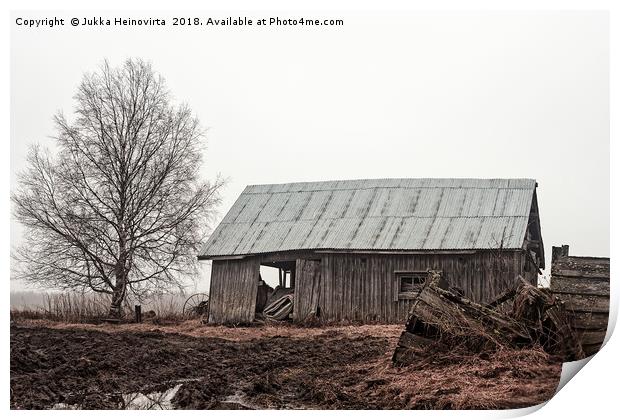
[3,1,616,419]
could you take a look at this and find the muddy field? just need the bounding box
[10,320,562,410]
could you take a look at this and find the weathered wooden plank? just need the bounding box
[553,270,609,279]
[319,255,329,320]
[575,330,607,347]
[559,294,610,312]
[361,257,367,320]
[337,256,344,320]
[552,256,610,276]
[574,320,609,331]
[570,312,609,330]
[582,343,605,356]
[207,258,259,324]
[344,256,352,320]
[245,260,259,321]
[208,261,225,323]
[552,290,609,298]
[353,257,362,320]
[550,276,610,295]
[320,256,330,321]
[292,260,305,320]
[392,331,440,365]
[293,259,322,321]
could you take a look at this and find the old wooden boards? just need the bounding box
[550,247,610,357]
[293,259,321,321]
[208,258,260,324]
[207,249,538,324]
[393,276,533,366]
[393,275,584,366]
[313,251,536,323]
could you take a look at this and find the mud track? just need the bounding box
[10,323,561,409]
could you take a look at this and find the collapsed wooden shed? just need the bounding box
[198,178,545,324]
[550,245,610,357]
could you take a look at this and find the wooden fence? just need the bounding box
[550,245,610,357]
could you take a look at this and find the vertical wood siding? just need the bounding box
[208,258,259,324]
[317,251,535,323]
[208,250,535,324]
[292,259,322,321]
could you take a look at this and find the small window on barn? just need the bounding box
[395,271,428,300]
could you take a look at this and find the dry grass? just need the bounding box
[10,292,111,323]
[349,345,561,409]
[10,291,190,323]
[14,318,403,341]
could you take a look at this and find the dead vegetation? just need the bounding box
[10,291,192,324]
[393,273,584,367]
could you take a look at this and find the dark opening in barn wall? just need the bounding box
[258,260,296,321]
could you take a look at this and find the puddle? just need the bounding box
[52,382,187,410]
[217,390,258,410]
[122,383,182,409]
[52,403,75,410]
[51,379,264,410]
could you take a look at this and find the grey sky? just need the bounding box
[11,11,609,292]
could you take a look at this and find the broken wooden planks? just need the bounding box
[393,274,584,366]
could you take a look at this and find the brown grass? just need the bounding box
[15,318,403,341]
[10,291,190,323]
[346,345,561,409]
[10,292,111,323]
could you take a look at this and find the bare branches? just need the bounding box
[12,59,223,315]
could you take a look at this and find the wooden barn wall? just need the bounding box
[208,258,260,324]
[208,250,535,324]
[316,251,535,324]
[549,253,610,357]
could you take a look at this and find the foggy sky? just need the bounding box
[10,10,609,292]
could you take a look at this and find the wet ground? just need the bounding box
[10,322,562,410]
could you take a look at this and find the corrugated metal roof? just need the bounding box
[199,178,537,258]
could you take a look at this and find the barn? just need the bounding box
[198,178,544,324]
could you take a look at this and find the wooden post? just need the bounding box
[551,245,570,263]
[135,305,142,323]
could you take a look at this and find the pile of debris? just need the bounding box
[257,284,295,322]
[393,272,584,366]
[263,293,294,321]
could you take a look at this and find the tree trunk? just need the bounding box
[109,227,128,318]
[109,257,128,318]
[108,282,126,318]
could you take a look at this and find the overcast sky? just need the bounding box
[10,10,609,292]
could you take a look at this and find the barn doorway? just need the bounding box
[256,260,296,320]
[260,261,296,289]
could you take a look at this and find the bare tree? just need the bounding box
[12,59,224,317]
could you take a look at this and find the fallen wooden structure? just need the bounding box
[393,272,584,366]
[550,245,610,357]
